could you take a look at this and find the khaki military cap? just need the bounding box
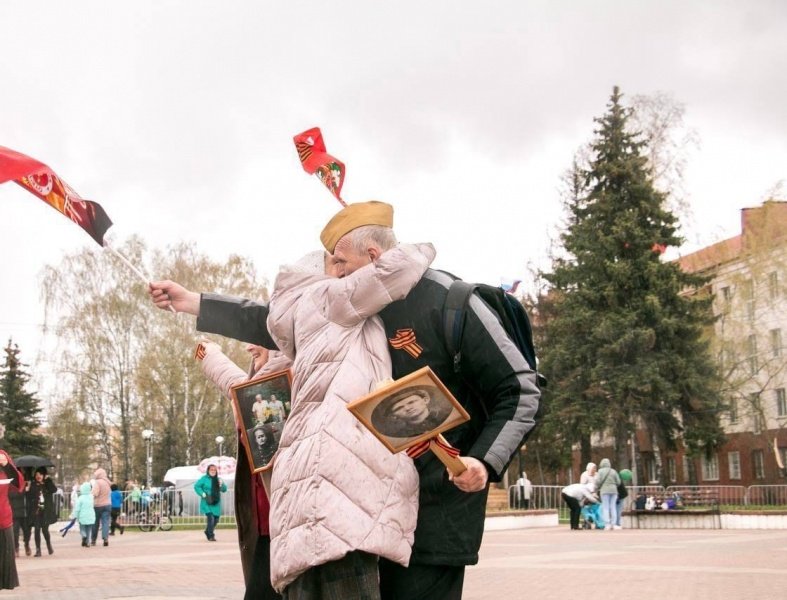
[320,200,394,253]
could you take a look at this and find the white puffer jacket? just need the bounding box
[266,243,435,592]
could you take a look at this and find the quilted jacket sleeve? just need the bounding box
[326,243,436,327]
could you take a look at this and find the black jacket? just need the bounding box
[197,268,540,565]
[26,477,58,525]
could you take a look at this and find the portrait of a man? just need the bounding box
[348,366,469,454]
[371,385,453,438]
[264,394,285,423]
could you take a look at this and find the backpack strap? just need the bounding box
[443,280,477,374]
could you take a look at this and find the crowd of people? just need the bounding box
[2,198,543,598]
[561,460,633,531]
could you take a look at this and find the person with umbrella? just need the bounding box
[26,467,57,556]
[0,449,25,590]
[9,455,53,557]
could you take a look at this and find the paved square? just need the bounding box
[8,526,787,599]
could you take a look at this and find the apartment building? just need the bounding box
[670,200,787,488]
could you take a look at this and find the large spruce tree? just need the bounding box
[0,339,48,456]
[538,87,723,470]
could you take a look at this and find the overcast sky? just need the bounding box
[1,1,786,390]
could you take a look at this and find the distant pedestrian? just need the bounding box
[194,464,226,542]
[72,482,96,547]
[91,468,112,546]
[8,472,29,557]
[516,472,532,509]
[580,462,597,485]
[110,484,125,536]
[0,449,24,590]
[616,469,633,528]
[26,467,57,556]
[561,482,598,530]
[594,458,622,530]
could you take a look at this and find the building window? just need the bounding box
[728,451,741,480]
[747,334,758,375]
[769,271,779,301]
[719,285,732,314]
[667,457,677,483]
[752,450,765,480]
[729,398,739,423]
[780,448,787,478]
[771,329,783,358]
[683,455,696,483]
[751,393,764,433]
[741,279,755,321]
[701,453,719,481]
[645,457,658,483]
[777,388,787,418]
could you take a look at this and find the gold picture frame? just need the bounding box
[230,368,292,474]
[347,366,470,454]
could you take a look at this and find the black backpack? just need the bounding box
[443,280,546,388]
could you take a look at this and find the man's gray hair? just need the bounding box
[348,224,397,253]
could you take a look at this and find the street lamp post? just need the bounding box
[142,429,154,489]
[56,454,62,487]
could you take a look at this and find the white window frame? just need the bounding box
[777,388,787,418]
[667,456,677,483]
[751,393,764,434]
[748,334,758,375]
[752,450,765,480]
[728,451,741,480]
[769,271,779,301]
[771,329,783,358]
[701,453,720,481]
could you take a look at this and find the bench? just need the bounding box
[627,489,721,529]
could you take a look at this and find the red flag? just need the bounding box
[0,146,113,245]
[293,127,346,205]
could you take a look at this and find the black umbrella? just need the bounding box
[14,455,55,469]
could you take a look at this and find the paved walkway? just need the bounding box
[8,525,787,599]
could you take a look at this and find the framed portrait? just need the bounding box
[347,366,470,454]
[230,368,292,473]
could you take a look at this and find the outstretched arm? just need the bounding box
[148,280,201,315]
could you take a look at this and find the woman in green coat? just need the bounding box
[193,464,227,541]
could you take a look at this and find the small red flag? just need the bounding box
[0,146,113,245]
[293,127,346,205]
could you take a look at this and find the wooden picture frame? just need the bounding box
[230,368,293,473]
[347,366,470,454]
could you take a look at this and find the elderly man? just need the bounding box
[149,200,540,600]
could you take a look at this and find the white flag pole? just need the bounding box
[104,241,177,314]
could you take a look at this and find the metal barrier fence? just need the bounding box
[57,489,237,529]
[506,484,787,516]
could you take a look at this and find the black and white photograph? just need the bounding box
[348,367,470,453]
[230,369,292,473]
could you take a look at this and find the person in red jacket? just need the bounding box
[0,449,25,590]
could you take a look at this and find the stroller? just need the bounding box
[580,501,605,530]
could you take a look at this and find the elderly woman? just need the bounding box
[266,243,434,597]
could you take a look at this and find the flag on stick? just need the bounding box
[293,127,346,205]
[0,145,112,245]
